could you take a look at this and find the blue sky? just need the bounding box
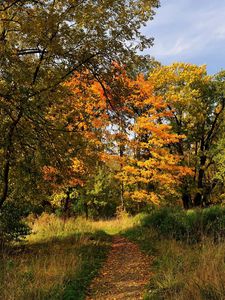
[143,0,225,74]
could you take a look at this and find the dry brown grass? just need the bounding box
[0,213,137,300]
[1,241,81,300]
[91,211,138,235]
[140,232,225,300]
[182,240,225,300]
[0,213,112,300]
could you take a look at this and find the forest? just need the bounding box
[0,1,225,299]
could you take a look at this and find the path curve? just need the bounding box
[86,236,152,300]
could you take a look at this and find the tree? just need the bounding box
[149,63,225,207]
[112,74,192,206]
[87,66,192,207]
[0,0,160,207]
[42,72,111,217]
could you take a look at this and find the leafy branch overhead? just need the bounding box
[0,0,159,208]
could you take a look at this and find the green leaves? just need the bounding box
[0,0,159,209]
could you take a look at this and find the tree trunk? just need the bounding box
[0,111,22,208]
[120,182,125,211]
[84,202,89,219]
[182,192,192,210]
[119,139,125,211]
[193,155,207,207]
[63,190,70,219]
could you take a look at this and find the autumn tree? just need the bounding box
[111,74,192,206]
[40,72,108,216]
[88,66,192,208]
[149,63,225,208]
[0,0,160,208]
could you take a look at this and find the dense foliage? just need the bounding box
[0,1,225,242]
[141,206,225,243]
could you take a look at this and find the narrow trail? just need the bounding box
[86,236,152,300]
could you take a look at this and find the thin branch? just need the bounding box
[205,97,225,150]
[17,48,45,56]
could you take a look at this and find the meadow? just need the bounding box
[1,207,224,300]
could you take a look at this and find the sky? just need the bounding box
[142,0,225,74]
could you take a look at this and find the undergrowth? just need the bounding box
[0,212,136,300]
[1,207,225,300]
[0,214,112,300]
[123,206,225,300]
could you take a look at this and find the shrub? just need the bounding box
[0,202,30,244]
[141,207,188,239]
[142,206,225,242]
[202,206,225,239]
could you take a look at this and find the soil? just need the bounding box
[86,236,152,300]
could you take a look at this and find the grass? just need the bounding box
[91,211,140,235]
[1,208,225,300]
[123,209,225,300]
[0,212,137,300]
[0,214,111,300]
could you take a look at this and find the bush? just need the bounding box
[141,207,188,239]
[142,206,225,242]
[202,206,225,238]
[0,202,30,244]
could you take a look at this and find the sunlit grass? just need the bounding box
[123,217,225,300]
[0,213,112,300]
[27,213,94,243]
[27,211,139,242]
[1,211,224,300]
[91,211,142,235]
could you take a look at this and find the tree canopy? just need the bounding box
[0,0,159,208]
[1,1,225,234]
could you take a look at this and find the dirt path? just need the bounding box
[86,236,152,300]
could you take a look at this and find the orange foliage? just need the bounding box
[105,68,193,203]
[43,66,193,204]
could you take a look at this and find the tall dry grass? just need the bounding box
[2,211,223,300]
[0,212,137,300]
[139,231,225,300]
[92,211,140,235]
[0,213,107,300]
[1,241,81,299]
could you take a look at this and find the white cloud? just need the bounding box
[142,0,225,72]
[152,38,190,57]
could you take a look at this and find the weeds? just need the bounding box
[0,215,111,300]
[1,209,225,300]
[123,209,225,300]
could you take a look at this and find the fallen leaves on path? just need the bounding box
[86,236,152,300]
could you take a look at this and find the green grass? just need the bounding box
[122,210,225,300]
[0,214,112,300]
[1,208,225,300]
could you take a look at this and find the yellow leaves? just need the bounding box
[215,103,223,114]
[149,63,212,111]
[135,118,171,134]
[46,65,196,205]
[125,190,160,205]
[130,190,150,202]
[123,165,138,174]
[71,158,85,174]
